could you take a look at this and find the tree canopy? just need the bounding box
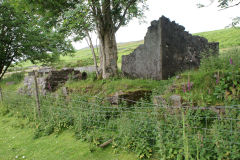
[0,1,74,79]
[26,0,148,78]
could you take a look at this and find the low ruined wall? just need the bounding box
[45,69,87,92]
[122,16,219,80]
[19,68,87,95]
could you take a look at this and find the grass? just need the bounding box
[0,72,25,91]
[195,27,240,48]
[0,115,137,160]
[65,74,171,97]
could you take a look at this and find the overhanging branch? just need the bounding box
[218,1,240,10]
[114,0,137,32]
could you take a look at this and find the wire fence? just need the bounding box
[0,89,240,159]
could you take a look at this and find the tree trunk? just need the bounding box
[97,0,118,79]
[98,30,118,79]
[85,31,100,78]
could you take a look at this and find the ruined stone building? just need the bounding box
[122,16,219,80]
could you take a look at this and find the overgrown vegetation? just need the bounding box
[166,48,240,107]
[1,29,240,159]
[1,46,240,159]
[1,87,239,159]
[65,75,162,96]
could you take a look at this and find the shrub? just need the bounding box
[213,69,240,103]
[114,113,157,159]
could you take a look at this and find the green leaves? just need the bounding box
[217,0,240,8]
[26,0,148,39]
[213,70,240,102]
[0,1,74,79]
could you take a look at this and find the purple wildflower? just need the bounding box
[230,58,233,65]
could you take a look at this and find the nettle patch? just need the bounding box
[214,69,240,103]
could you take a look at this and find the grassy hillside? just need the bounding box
[195,27,240,48]
[59,40,144,69]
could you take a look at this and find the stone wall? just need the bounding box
[122,16,219,80]
[19,68,87,95]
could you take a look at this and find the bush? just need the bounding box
[213,69,240,103]
[156,108,240,160]
[172,48,240,106]
[114,112,157,159]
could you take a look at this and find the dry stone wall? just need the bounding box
[19,68,87,95]
[122,16,219,80]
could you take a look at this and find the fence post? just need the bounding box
[33,70,41,117]
[0,87,3,103]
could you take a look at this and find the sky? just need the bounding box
[73,0,239,49]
